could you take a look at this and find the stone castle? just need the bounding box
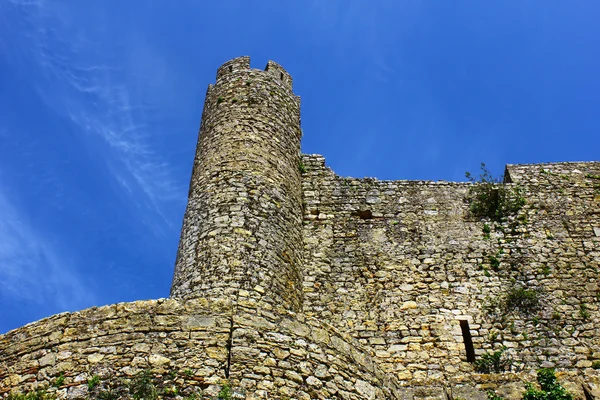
[1,56,599,399]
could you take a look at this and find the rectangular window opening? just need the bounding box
[459,320,476,363]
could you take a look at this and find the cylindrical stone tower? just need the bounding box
[171,57,304,312]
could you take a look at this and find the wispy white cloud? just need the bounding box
[1,0,183,235]
[0,178,96,311]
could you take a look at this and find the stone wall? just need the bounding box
[301,155,600,397]
[0,299,400,399]
[171,56,305,312]
[0,299,230,398]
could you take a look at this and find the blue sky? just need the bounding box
[1,1,599,333]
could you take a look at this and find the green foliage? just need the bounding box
[6,391,56,400]
[474,346,512,373]
[167,370,178,380]
[487,391,505,400]
[298,160,307,174]
[52,373,65,388]
[489,255,501,271]
[163,385,179,397]
[88,375,101,390]
[217,96,224,104]
[540,265,551,276]
[592,361,600,369]
[483,223,491,239]
[466,163,526,221]
[522,368,572,400]
[579,303,590,320]
[480,265,491,277]
[504,286,540,315]
[129,370,158,400]
[218,383,233,400]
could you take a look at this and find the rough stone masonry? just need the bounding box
[1,56,599,399]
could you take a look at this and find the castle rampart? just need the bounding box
[1,57,599,399]
[0,299,399,399]
[300,155,600,396]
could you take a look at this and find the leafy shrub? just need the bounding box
[592,361,600,370]
[579,303,590,320]
[129,370,158,400]
[52,373,65,388]
[218,382,233,400]
[88,375,100,390]
[483,223,491,239]
[474,346,512,373]
[489,255,501,271]
[504,286,540,315]
[298,160,307,174]
[522,368,572,400]
[466,163,526,221]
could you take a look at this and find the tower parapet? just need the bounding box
[171,57,304,312]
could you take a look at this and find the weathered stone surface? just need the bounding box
[301,156,600,397]
[171,56,304,313]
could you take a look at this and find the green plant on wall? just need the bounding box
[465,163,526,221]
[218,382,233,399]
[52,373,65,388]
[485,368,572,400]
[504,285,540,315]
[474,346,512,373]
[489,254,501,271]
[87,375,100,390]
[579,302,590,320]
[522,368,572,400]
[129,370,158,400]
[298,160,307,174]
[483,223,491,239]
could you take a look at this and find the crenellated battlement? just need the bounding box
[264,60,293,89]
[215,56,293,91]
[215,56,251,80]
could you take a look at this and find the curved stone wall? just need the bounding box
[0,299,400,399]
[0,299,231,398]
[172,56,304,312]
